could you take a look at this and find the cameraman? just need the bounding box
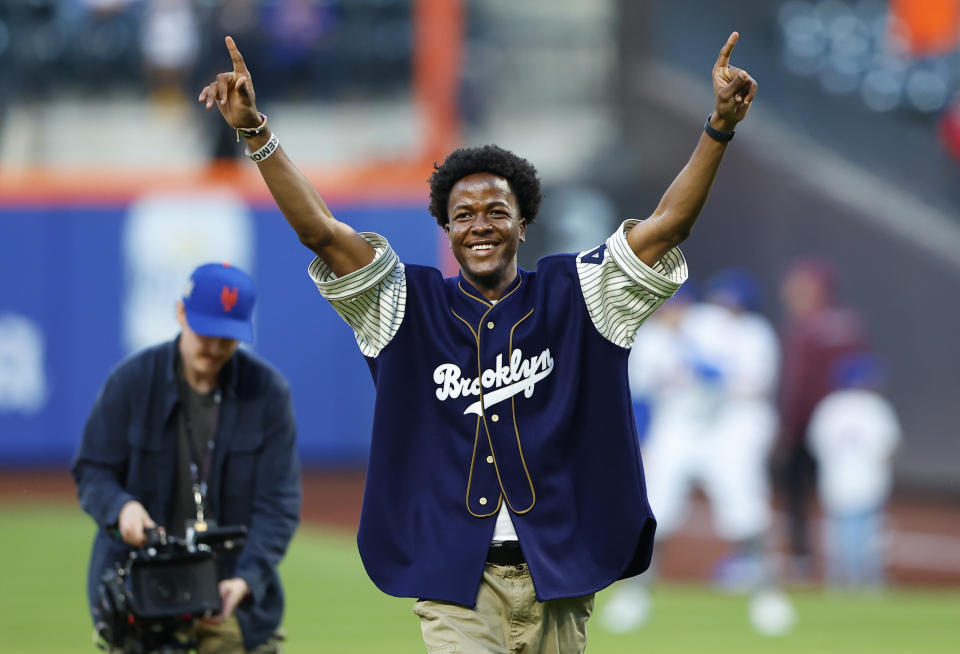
[72,263,301,653]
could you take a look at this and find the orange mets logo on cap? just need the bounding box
[221,286,239,312]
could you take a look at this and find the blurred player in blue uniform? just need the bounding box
[808,353,900,589]
[602,269,795,635]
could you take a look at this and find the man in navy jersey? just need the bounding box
[201,30,756,653]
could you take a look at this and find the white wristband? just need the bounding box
[247,132,279,162]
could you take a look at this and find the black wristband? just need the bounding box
[704,114,735,142]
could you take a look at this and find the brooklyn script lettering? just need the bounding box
[433,348,555,415]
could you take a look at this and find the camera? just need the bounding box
[96,525,246,654]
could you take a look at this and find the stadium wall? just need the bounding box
[0,191,441,468]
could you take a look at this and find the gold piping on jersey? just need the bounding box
[453,276,525,517]
[451,309,479,342]
[457,280,492,307]
[456,274,522,308]
[488,306,537,514]
[464,413,502,518]
[453,305,502,517]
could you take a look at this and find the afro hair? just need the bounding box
[427,145,543,227]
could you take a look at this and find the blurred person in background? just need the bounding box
[808,352,901,590]
[601,270,793,636]
[199,31,757,654]
[72,263,301,653]
[776,258,868,581]
[141,0,200,103]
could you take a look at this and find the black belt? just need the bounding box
[486,541,525,566]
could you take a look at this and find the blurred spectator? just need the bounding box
[257,0,334,98]
[0,0,414,161]
[776,258,868,581]
[73,1,143,92]
[601,270,794,636]
[807,352,900,590]
[141,0,200,102]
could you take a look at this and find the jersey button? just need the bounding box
[479,497,488,505]
[487,321,495,329]
[486,455,494,464]
[491,414,499,422]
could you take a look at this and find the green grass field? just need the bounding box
[1,504,957,653]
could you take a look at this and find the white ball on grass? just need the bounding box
[748,590,796,636]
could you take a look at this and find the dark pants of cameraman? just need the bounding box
[106,617,284,654]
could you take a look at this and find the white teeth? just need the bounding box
[471,244,494,250]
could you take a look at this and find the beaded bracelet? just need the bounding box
[235,112,268,142]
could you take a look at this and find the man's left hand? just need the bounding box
[712,32,758,131]
[208,577,250,623]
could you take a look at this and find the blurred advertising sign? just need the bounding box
[0,313,48,414]
[122,191,254,354]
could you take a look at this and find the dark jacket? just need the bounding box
[72,337,301,650]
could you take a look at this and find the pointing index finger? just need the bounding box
[225,36,249,75]
[715,31,739,70]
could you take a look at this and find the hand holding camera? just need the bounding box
[97,520,247,652]
[117,500,156,548]
[210,578,250,624]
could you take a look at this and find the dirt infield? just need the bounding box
[4,468,958,587]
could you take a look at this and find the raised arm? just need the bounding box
[199,36,374,276]
[627,32,757,266]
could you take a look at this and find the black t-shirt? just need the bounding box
[170,378,220,539]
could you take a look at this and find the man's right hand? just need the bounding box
[117,500,156,548]
[198,36,262,130]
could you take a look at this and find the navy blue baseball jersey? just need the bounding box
[309,220,687,605]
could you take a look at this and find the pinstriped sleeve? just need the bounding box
[307,232,406,358]
[577,219,688,349]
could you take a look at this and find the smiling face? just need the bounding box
[444,173,526,300]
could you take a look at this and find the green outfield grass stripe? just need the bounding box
[1,505,957,653]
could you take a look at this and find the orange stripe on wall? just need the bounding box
[0,161,432,206]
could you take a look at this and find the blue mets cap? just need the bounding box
[182,263,256,342]
[706,267,762,312]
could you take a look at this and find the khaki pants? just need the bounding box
[414,563,594,654]
[106,616,284,654]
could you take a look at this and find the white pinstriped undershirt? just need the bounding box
[309,219,687,542]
